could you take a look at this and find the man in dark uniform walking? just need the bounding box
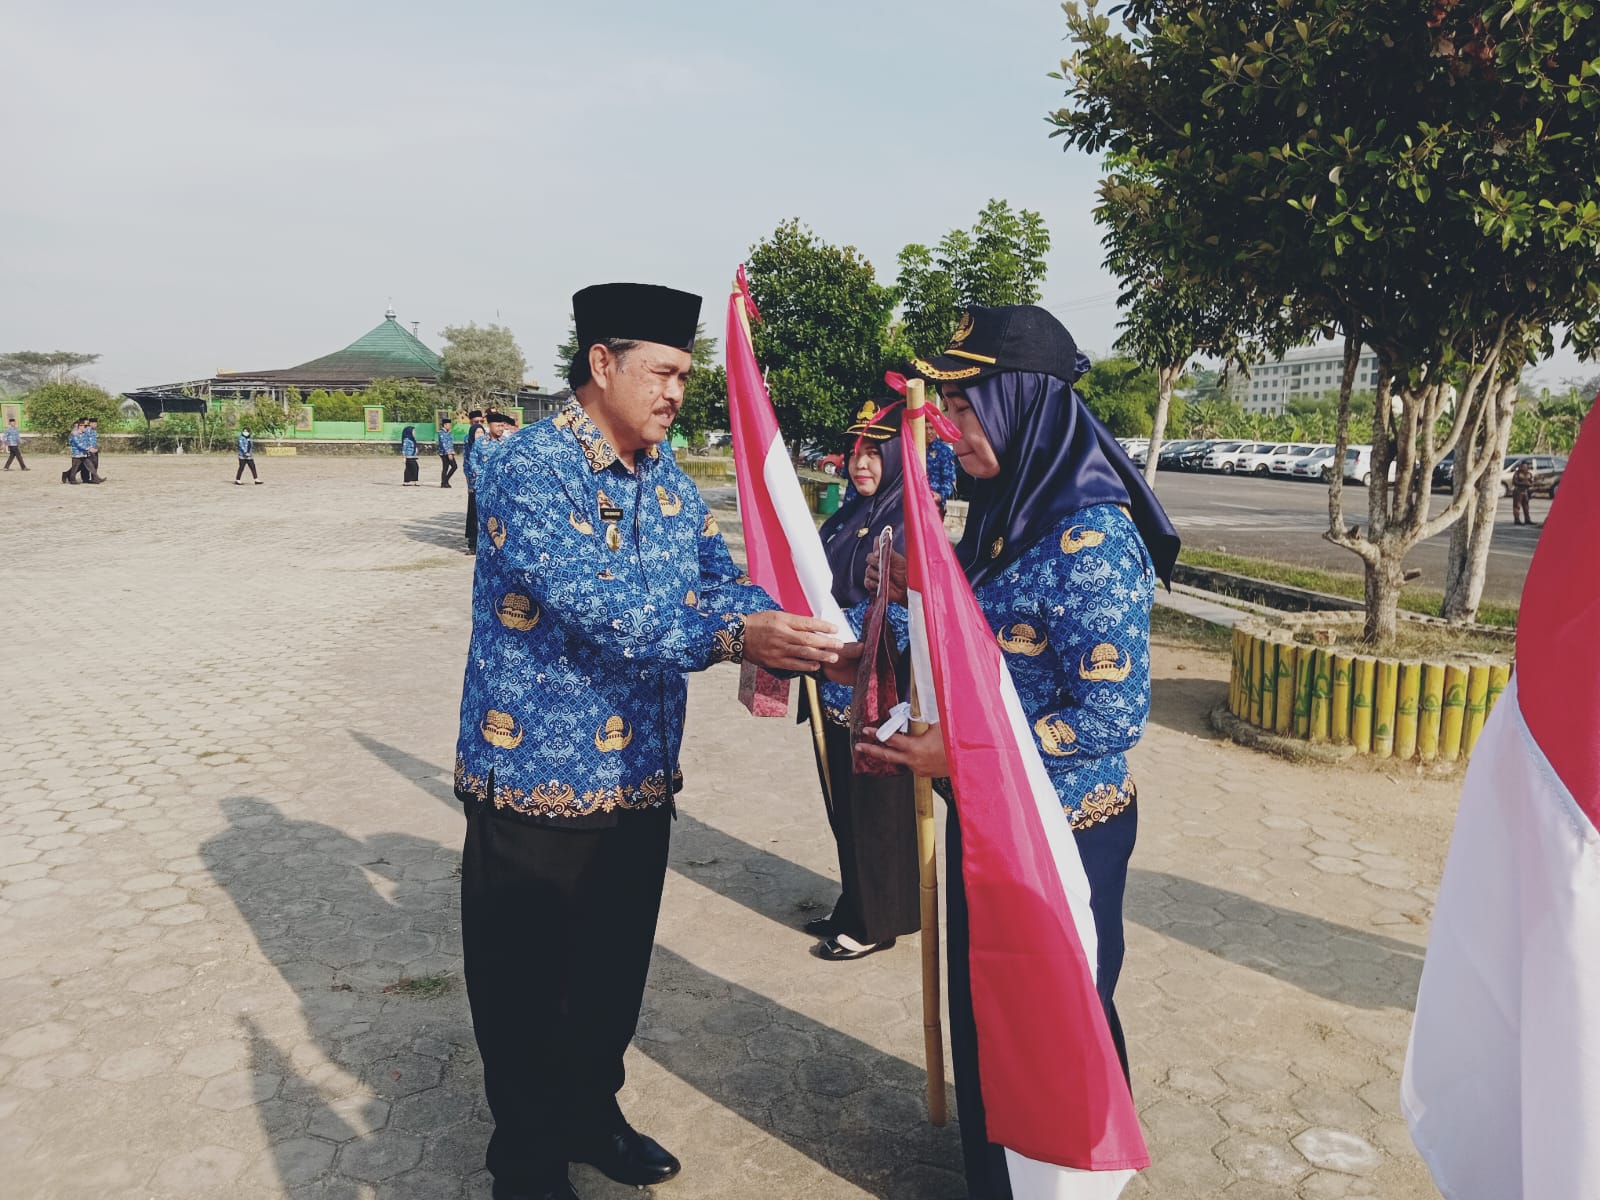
[453,282,845,1200]
[463,409,487,551]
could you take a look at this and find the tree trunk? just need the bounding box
[1442,376,1517,623]
[1142,362,1181,486]
[1363,553,1405,645]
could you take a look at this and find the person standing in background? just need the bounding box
[438,418,458,488]
[4,417,26,470]
[463,409,487,550]
[401,426,420,485]
[235,428,260,484]
[84,417,103,483]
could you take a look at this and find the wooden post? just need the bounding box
[904,377,947,1127]
[1292,645,1313,737]
[1351,656,1376,753]
[1309,648,1332,742]
[1418,663,1447,763]
[1330,653,1353,744]
[1273,642,1296,733]
[1463,665,1492,757]
[1440,665,1469,763]
[1372,659,1399,759]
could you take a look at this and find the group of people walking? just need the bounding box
[446,281,1172,1200]
[400,408,520,555]
[59,417,104,483]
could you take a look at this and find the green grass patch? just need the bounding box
[1150,605,1235,653]
[1178,548,1518,628]
[383,972,454,999]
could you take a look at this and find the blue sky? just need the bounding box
[2,0,1588,393]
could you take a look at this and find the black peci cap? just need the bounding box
[573,283,701,355]
[911,305,1082,387]
[484,410,518,426]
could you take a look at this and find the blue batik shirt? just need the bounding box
[237,432,252,457]
[85,427,99,451]
[67,430,83,456]
[927,439,957,503]
[975,504,1155,830]
[437,429,454,455]
[454,399,779,826]
[819,601,910,725]
[4,427,18,447]
[462,424,487,488]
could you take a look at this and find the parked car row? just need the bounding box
[1431,450,1567,497]
[1110,437,1419,486]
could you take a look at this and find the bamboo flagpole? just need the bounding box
[904,376,948,1126]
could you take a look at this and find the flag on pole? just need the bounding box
[723,265,849,638]
[1402,405,1600,1200]
[899,411,1148,1195]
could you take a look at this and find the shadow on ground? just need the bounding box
[399,510,470,550]
[203,797,964,1198]
[1148,672,1230,739]
[1128,868,1424,1010]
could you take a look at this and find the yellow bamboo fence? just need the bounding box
[1225,615,1512,766]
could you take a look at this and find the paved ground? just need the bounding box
[1,454,1465,1199]
[1109,470,1543,606]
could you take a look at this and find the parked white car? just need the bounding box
[1233,442,1294,474]
[1291,445,1339,480]
[1200,440,1246,471]
[1340,444,1398,485]
[1268,444,1329,476]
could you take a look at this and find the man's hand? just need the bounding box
[821,641,863,684]
[856,726,949,778]
[863,549,909,605]
[743,611,845,673]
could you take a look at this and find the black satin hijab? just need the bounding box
[955,370,1180,589]
[818,412,907,608]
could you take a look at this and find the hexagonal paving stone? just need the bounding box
[365,1053,446,1099]
[337,1129,424,1182]
[152,1144,249,1193]
[0,1021,73,1058]
[197,1069,282,1111]
[307,1093,391,1142]
[1215,1057,1299,1094]
[1292,1127,1383,1176]
[1215,1134,1311,1187]
[796,1053,868,1098]
[178,1041,250,1078]
[96,1044,175,1082]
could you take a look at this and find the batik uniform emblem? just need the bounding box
[1079,642,1133,682]
[1033,714,1079,756]
[593,716,633,752]
[496,592,540,631]
[702,513,720,537]
[997,623,1049,656]
[1060,526,1106,554]
[481,709,524,749]
[570,512,594,535]
[486,516,508,549]
[656,485,682,516]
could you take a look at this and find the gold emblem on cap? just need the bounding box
[949,310,975,348]
[997,623,1049,656]
[570,512,594,535]
[1080,643,1133,683]
[496,592,541,631]
[656,485,682,516]
[481,709,524,749]
[1060,526,1106,554]
[855,400,880,423]
[1034,715,1079,757]
[594,716,634,752]
[486,516,507,549]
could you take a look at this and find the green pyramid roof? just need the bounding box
[223,310,441,385]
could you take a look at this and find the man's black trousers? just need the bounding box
[460,800,671,1191]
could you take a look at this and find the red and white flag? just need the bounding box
[1402,406,1600,1199]
[724,265,849,637]
[900,412,1149,1196]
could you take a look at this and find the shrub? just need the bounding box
[21,380,126,437]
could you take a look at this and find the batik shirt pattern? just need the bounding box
[454,400,778,825]
[236,432,252,457]
[437,429,454,455]
[975,504,1154,829]
[926,439,957,502]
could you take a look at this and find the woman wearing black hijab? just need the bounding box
[803,397,921,961]
[400,426,420,485]
[860,304,1178,1200]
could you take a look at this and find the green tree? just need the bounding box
[897,200,1051,355]
[1053,0,1600,641]
[440,323,526,411]
[679,366,729,442]
[1077,355,1163,436]
[20,380,123,437]
[745,218,899,447]
[364,378,440,424]
[0,351,100,394]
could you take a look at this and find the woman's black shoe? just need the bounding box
[812,934,895,962]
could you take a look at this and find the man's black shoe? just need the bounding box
[491,1180,579,1200]
[574,1126,681,1186]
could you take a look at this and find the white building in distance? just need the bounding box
[1233,343,1380,414]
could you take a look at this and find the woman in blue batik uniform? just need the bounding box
[861,303,1179,1200]
[804,397,920,961]
[400,425,420,485]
